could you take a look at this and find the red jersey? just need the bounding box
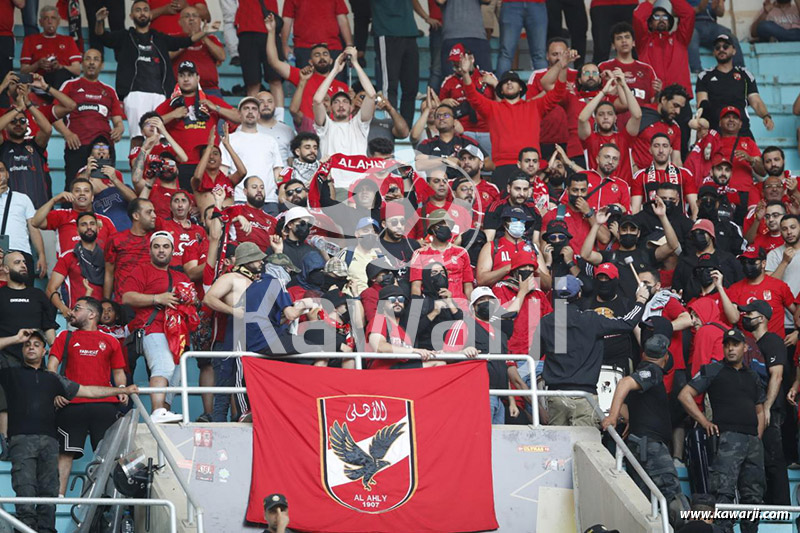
[20,33,81,73]
[492,282,552,355]
[128,141,176,168]
[366,315,413,369]
[409,245,474,302]
[196,170,234,198]
[649,295,688,392]
[150,0,207,35]
[287,65,349,120]
[119,262,191,333]
[726,275,795,336]
[50,330,126,404]
[282,0,349,50]
[52,250,104,307]
[541,204,592,253]
[584,170,631,212]
[224,204,278,250]
[105,230,151,298]
[149,182,195,220]
[752,232,784,254]
[0,0,14,36]
[631,118,681,170]
[474,179,500,209]
[526,67,578,95]
[46,208,116,257]
[172,35,223,90]
[159,218,206,266]
[598,58,658,105]
[631,166,696,203]
[581,129,635,185]
[490,236,537,275]
[235,0,278,34]
[60,77,124,146]
[155,94,232,164]
[714,135,762,194]
[439,71,495,132]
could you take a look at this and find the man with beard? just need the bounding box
[583,144,633,213]
[0,83,53,209]
[481,173,538,239]
[134,144,185,220]
[578,76,642,185]
[696,35,771,135]
[47,296,127,497]
[631,84,687,171]
[694,186,745,255]
[224,177,278,252]
[266,19,349,120]
[157,60,239,191]
[599,23,661,110]
[710,107,765,194]
[541,172,604,253]
[313,48,376,166]
[278,178,308,213]
[458,144,499,207]
[220,96,282,212]
[631,133,697,218]
[699,154,756,226]
[257,90,294,164]
[380,201,420,270]
[561,62,610,166]
[766,215,800,331]
[274,206,317,276]
[673,218,742,302]
[582,201,679,300]
[515,148,551,214]
[170,6,224,97]
[410,169,456,239]
[57,49,125,189]
[104,198,157,299]
[415,102,482,177]
[94,2,217,137]
[288,132,320,185]
[461,49,570,191]
[746,201,787,252]
[46,213,105,320]
[31,178,116,258]
[120,231,192,423]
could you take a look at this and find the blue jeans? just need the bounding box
[497,1,548,74]
[757,20,800,42]
[689,19,745,72]
[21,0,38,36]
[490,396,506,424]
[429,26,444,91]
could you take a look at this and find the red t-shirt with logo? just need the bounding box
[52,250,104,307]
[60,77,125,146]
[105,230,151,298]
[155,94,232,164]
[119,263,191,333]
[287,66,349,120]
[50,330,126,404]
[172,35,223,90]
[714,136,762,194]
[752,232,784,254]
[197,170,234,198]
[149,182,195,220]
[631,119,681,170]
[581,129,635,185]
[598,58,658,106]
[282,0,349,50]
[46,208,117,257]
[20,33,81,73]
[150,0,208,35]
[409,245,474,302]
[224,204,277,250]
[631,167,696,203]
[584,170,631,212]
[491,236,536,275]
[726,275,795,336]
[235,0,278,34]
[159,218,206,266]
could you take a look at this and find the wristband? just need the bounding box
[25,102,33,109]
[45,84,51,93]
[764,114,772,119]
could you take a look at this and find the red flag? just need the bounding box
[242,360,498,532]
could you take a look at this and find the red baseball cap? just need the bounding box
[692,218,716,238]
[719,106,741,120]
[739,245,766,260]
[594,262,619,279]
[510,251,538,271]
[327,85,350,100]
[710,153,732,168]
[448,43,466,63]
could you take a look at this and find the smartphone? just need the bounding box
[90,158,113,179]
[17,73,32,84]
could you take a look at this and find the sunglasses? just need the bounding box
[651,13,669,20]
[387,296,406,304]
[546,233,568,243]
[10,117,27,125]
[387,218,406,226]
[714,43,731,51]
[387,185,401,194]
[285,188,304,196]
[583,71,601,77]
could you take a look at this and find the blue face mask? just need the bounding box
[507,220,526,239]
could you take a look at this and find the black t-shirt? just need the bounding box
[131,31,165,94]
[0,140,51,209]
[695,66,758,132]
[0,365,79,438]
[688,360,765,435]
[599,247,658,302]
[380,236,420,269]
[0,286,58,362]
[632,208,694,247]
[627,361,671,444]
[416,134,481,178]
[484,201,542,235]
[757,331,788,414]
[580,294,636,372]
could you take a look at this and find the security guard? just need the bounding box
[601,332,689,526]
[679,328,766,533]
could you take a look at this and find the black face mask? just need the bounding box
[698,199,718,219]
[517,269,534,281]
[742,316,760,332]
[307,270,326,288]
[549,175,565,188]
[431,273,449,291]
[358,234,379,249]
[551,242,567,261]
[619,234,638,249]
[378,272,395,287]
[742,262,762,280]
[596,278,618,299]
[662,199,678,215]
[568,194,581,207]
[695,267,713,287]
[293,221,310,241]
[691,231,709,250]
[475,301,493,321]
[325,275,347,290]
[432,225,452,243]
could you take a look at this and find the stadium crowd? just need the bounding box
[0,0,800,531]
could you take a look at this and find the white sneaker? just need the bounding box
[151,408,183,424]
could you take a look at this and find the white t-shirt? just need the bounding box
[257,121,295,165]
[0,189,34,254]
[766,244,800,328]
[314,116,371,189]
[221,130,283,204]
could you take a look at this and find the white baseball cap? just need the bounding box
[469,286,497,308]
[283,206,315,225]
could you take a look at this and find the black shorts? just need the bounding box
[57,402,119,458]
[0,352,22,412]
[237,32,284,86]
[197,357,212,369]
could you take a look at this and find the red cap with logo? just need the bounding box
[739,245,766,260]
[594,263,619,279]
[719,106,741,120]
[448,43,466,63]
[510,251,538,271]
[710,153,732,168]
[692,218,716,238]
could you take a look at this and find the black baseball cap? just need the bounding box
[501,205,532,221]
[722,328,746,344]
[643,334,670,358]
[379,284,406,300]
[177,60,198,74]
[264,493,288,511]
[619,215,640,230]
[544,219,573,239]
[366,259,397,282]
[737,299,772,319]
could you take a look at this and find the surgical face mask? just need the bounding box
[432,225,452,242]
[742,261,762,280]
[619,234,638,249]
[293,221,310,241]
[358,233,379,249]
[475,300,494,321]
[596,278,618,299]
[507,220,526,239]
